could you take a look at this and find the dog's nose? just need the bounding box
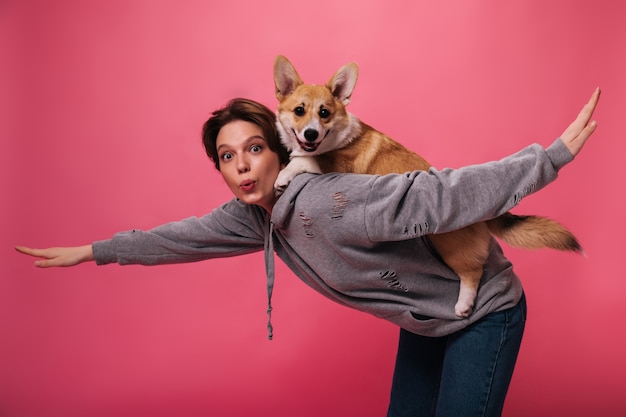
[304,129,319,142]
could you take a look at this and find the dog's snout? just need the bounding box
[304,129,319,142]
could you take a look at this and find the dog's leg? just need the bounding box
[275,155,322,195]
[454,267,483,317]
[430,223,491,317]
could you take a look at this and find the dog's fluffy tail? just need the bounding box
[486,213,582,253]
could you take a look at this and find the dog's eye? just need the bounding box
[294,106,305,116]
[319,108,330,119]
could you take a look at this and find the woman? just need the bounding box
[16,89,600,416]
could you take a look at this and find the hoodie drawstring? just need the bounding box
[264,220,275,340]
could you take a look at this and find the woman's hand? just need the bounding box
[15,245,94,268]
[560,87,601,157]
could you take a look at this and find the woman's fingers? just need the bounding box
[561,88,601,156]
[15,245,94,268]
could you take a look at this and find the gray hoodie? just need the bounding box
[93,138,573,339]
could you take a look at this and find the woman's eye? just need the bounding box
[220,153,233,161]
[319,108,330,118]
[250,144,262,153]
[294,106,305,116]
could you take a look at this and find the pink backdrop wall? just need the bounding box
[2,1,625,416]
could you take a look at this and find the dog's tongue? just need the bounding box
[300,142,319,152]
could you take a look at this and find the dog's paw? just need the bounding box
[274,183,288,197]
[454,286,477,318]
[454,301,474,318]
[274,170,294,195]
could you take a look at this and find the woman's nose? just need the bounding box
[237,157,250,173]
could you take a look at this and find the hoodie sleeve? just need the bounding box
[92,200,267,265]
[364,138,574,242]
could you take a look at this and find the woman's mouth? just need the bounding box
[240,180,256,192]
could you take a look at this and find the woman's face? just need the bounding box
[216,120,283,213]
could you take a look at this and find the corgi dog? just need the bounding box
[273,55,581,317]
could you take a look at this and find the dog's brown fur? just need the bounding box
[273,55,581,317]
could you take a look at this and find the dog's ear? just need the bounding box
[274,55,303,101]
[327,62,358,106]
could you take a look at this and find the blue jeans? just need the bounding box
[387,294,526,417]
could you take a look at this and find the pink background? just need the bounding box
[2,1,625,416]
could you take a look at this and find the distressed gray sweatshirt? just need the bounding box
[93,138,574,338]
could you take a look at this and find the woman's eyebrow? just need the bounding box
[217,135,265,151]
[246,135,266,143]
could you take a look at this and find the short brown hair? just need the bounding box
[202,98,290,170]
